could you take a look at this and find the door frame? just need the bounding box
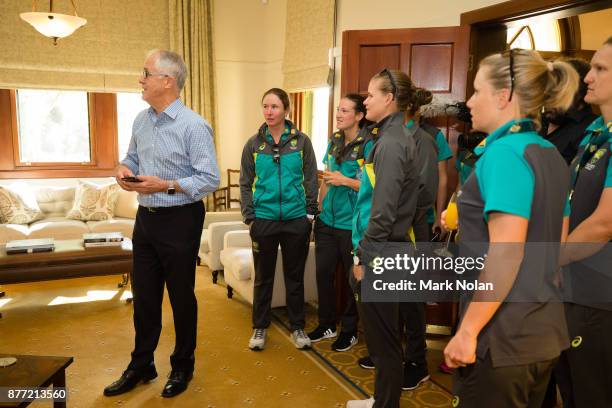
[461,0,611,94]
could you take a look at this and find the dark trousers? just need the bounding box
[398,302,427,365]
[398,208,428,366]
[314,219,358,333]
[555,303,612,408]
[128,201,204,373]
[359,300,402,408]
[250,217,311,331]
[454,352,557,408]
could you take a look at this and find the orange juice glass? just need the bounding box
[445,193,458,230]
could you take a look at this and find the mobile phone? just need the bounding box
[121,176,142,183]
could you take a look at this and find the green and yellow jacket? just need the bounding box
[240,120,319,223]
[319,130,374,230]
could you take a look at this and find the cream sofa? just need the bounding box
[220,229,318,307]
[0,179,138,245]
[199,217,248,283]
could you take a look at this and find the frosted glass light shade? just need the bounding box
[20,12,86,40]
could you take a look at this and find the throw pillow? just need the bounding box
[66,181,120,221]
[0,184,44,224]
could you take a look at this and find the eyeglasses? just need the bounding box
[272,146,280,164]
[501,48,517,101]
[380,68,397,99]
[142,68,169,79]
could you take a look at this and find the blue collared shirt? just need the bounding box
[121,99,220,207]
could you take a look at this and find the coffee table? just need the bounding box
[0,239,133,317]
[0,354,73,407]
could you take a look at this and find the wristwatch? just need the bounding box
[353,256,360,266]
[167,181,176,195]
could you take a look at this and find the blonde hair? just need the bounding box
[480,49,578,129]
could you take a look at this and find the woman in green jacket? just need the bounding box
[240,88,319,352]
[307,94,373,352]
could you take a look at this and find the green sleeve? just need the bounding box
[435,131,453,161]
[476,144,535,221]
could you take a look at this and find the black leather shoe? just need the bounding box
[161,371,193,398]
[103,367,157,396]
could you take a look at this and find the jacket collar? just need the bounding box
[366,111,405,139]
[257,119,300,146]
[481,118,537,153]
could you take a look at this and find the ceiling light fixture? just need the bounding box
[20,0,87,46]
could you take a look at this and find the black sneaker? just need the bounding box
[402,362,430,390]
[307,326,337,342]
[332,332,358,352]
[358,356,375,369]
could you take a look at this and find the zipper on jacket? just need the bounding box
[277,146,283,221]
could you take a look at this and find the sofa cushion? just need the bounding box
[0,223,29,244]
[36,187,75,217]
[87,218,134,239]
[0,184,43,224]
[66,181,120,221]
[28,217,90,240]
[115,190,138,219]
[220,248,253,281]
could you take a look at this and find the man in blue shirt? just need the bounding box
[104,49,219,399]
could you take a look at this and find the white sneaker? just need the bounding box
[346,397,375,408]
[291,329,311,349]
[249,328,266,350]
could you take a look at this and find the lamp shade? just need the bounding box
[20,12,86,40]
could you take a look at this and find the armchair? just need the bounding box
[220,230,318,307]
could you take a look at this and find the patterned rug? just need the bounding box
[272,305,454,407]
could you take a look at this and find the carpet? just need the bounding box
[272,305,454,408]
[0,268,359,407]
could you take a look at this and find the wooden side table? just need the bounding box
[0,354,73,407]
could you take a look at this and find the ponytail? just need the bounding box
[480,49,578,129]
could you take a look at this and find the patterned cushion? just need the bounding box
[0,184,44,224]
[66,180,120,221]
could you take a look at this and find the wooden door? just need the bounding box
[341,25,470,203]
[341,26,470,329]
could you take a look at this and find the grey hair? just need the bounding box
[146,49,187,91]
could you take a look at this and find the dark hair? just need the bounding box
[372,69,431,116]
[343,93,372,128]
[262,88,290,111]
[605,36,612,46]
[410,87,433,118]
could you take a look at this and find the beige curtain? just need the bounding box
[283,0,335,92]
[0,0,169,92]
[169,0,217,142]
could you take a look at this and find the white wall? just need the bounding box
[213,0,287,182]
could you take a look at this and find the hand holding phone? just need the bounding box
[121,176,142,183]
